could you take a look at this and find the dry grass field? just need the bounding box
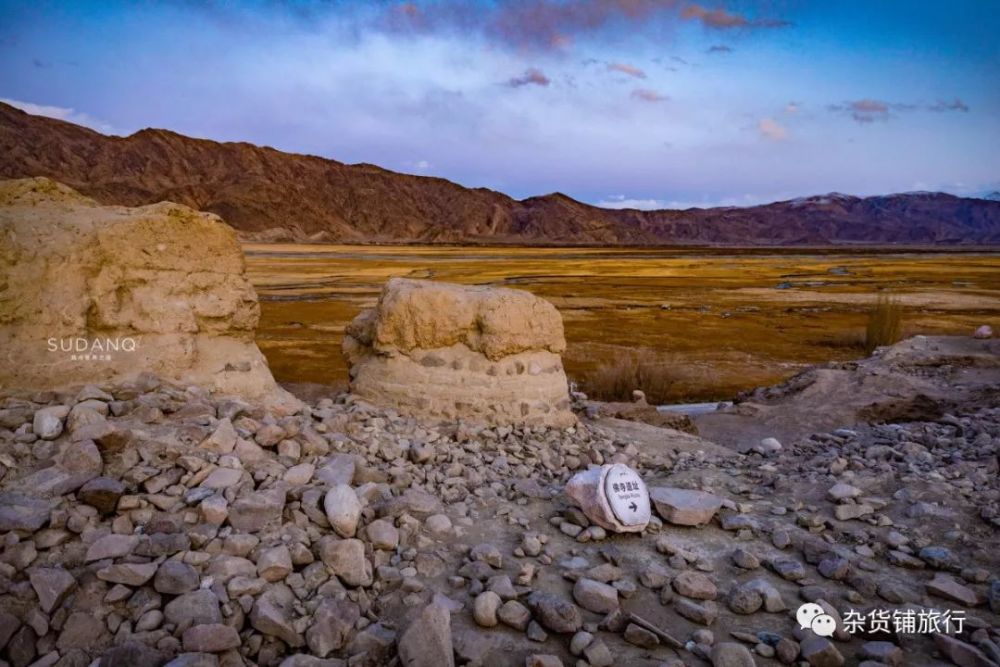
[244,244,1000,403]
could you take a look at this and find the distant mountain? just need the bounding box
[980,191,1000,202]
[2,101,998,245]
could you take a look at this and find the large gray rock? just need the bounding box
[0,493,54,532]
[251,584,304,647]
[29,567,76,613]
[572,578,619,614]
[397,602,454,667]
[527,592,583,634]
[323,484,361,538]
[649,487,723,526]
[318,537,372,587]
[33,405,69,439]
[307,598,360,657]
[228,487,285,533]
[710,642,757,667]
[164,590,223,627]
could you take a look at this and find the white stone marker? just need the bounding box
[565,463,651,533]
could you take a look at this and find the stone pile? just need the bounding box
[0,373,997,666]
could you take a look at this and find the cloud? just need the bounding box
[631,88,668,102]
[595,195,669,210]
[385,1,788,51]
[758,117,787,141]
[607,61,646,78]
[506,68,550,87]
[0,97,121,135]
[929,98,970,112]
[784,101,801,114]
[707,44,732,53]
[681,4,790,29]
[829,97,970,123]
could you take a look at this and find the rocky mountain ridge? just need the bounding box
[2,101,999,245]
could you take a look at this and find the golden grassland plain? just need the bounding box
[244,245,1000,403]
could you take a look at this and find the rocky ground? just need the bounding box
[0,336,997,667]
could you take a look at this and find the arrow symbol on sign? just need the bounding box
[629,502,637,511]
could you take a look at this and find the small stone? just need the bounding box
[710,642,756,667]
[97,561,158,586]
[726,584,763,615]
[324,484,362,538]
[826,483,861,501]
[229,487,285,533]
[473,591,502,627]
[572,578,619,614]
[498,600,531,630]
[649,487,723,526]
[182,624,241,652]
[526,620,548,642]
[200,419,237,454]
[307,597,360,657]
[164,590,222,627]
[674,598,718,626]
[85,534,138,562]
[397,602,454,667]
[318,537,372,587]
[925,574,978,606]
[154,561,200,595]
[251,584,304,647]
[860,641,903,667]
[583,639,613,667]
[200,495,229,525]
[527,592,582,634]
[284,463,314,486]
[934,633,995,667]
[569,631,594,656]
[732,548,760,570]
[29,567,76,613]
[33,406,69,440]
[425,513,453,535]
[799,635,844,667]
[78,477,124,514]
[672,570,718,600]
[366,519,400,550]
[623,623,659,648]
[258,545,293,582]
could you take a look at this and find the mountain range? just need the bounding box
[2,101,998,246]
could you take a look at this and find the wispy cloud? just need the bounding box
[758,117,787,141]
[386,0,789,51]
[929,98,970,113]
[681,3,790,29]
[506,68,550,87]
[830,97,970,123]
[707,44,732,53]
[631,88,668,102]
[607,61,646,78]
[0,97,121,135]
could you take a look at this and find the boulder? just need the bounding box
[0,177,299,412]
[342,278,574,426]
[397,602,454,667]
[649,487,723,526]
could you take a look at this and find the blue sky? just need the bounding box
[1,0,998,208]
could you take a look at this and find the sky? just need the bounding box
[1,0,998,209]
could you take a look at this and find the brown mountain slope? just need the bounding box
[2,101,998,245]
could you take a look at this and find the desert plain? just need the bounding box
[247,244,1000,403]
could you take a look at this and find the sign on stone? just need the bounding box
[603,463,650,527]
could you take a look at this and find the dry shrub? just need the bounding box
[579,349,678,404]
[865,293,903,354]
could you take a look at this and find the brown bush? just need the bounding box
[865,293,903,354]
[579,349,678,404]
